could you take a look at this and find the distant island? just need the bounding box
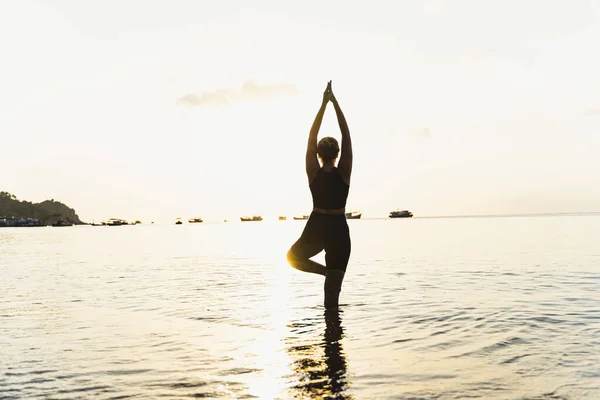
[0,192,84,226]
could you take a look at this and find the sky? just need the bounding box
[1,0,599,222]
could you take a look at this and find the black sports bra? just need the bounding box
[309,167,349,209]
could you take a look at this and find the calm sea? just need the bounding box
[1,216,599,399]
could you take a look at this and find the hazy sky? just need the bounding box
[1,0,599,222]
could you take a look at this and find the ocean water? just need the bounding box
[1,216,600,399]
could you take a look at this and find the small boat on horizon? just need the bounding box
[175,218,183,225]
[188,218,203,223]
[240,216,263,222]
[293,215,309,220]
[345,211,362,219]
[389,210,413,218]
[278,216,287,220]
[106,218,128,226]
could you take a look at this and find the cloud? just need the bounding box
[178,90,231,107]
[178,81,299,107]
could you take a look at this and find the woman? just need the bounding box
[287,81,353,309]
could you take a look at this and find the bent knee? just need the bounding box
[286,248,298,264]
[286,248,306,266]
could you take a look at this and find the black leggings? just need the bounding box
[290,212,351,271]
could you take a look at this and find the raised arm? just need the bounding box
[306,81,331,183]
[330,88,352,185]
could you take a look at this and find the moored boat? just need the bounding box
[241,216,263,222]
[106,218,128,226]
[188,218,203,223]
[345,211,362,219]
[389,210,413,218]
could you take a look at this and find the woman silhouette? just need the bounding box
[287,81,353,309]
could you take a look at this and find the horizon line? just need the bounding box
[80,211,600,224]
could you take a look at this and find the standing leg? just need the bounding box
[324,269,345,309]
[324,219,351,309]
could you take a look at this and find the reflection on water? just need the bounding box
[2,217,600,399]
[286,310,351,399]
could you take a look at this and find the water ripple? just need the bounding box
[1,218,600,398]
